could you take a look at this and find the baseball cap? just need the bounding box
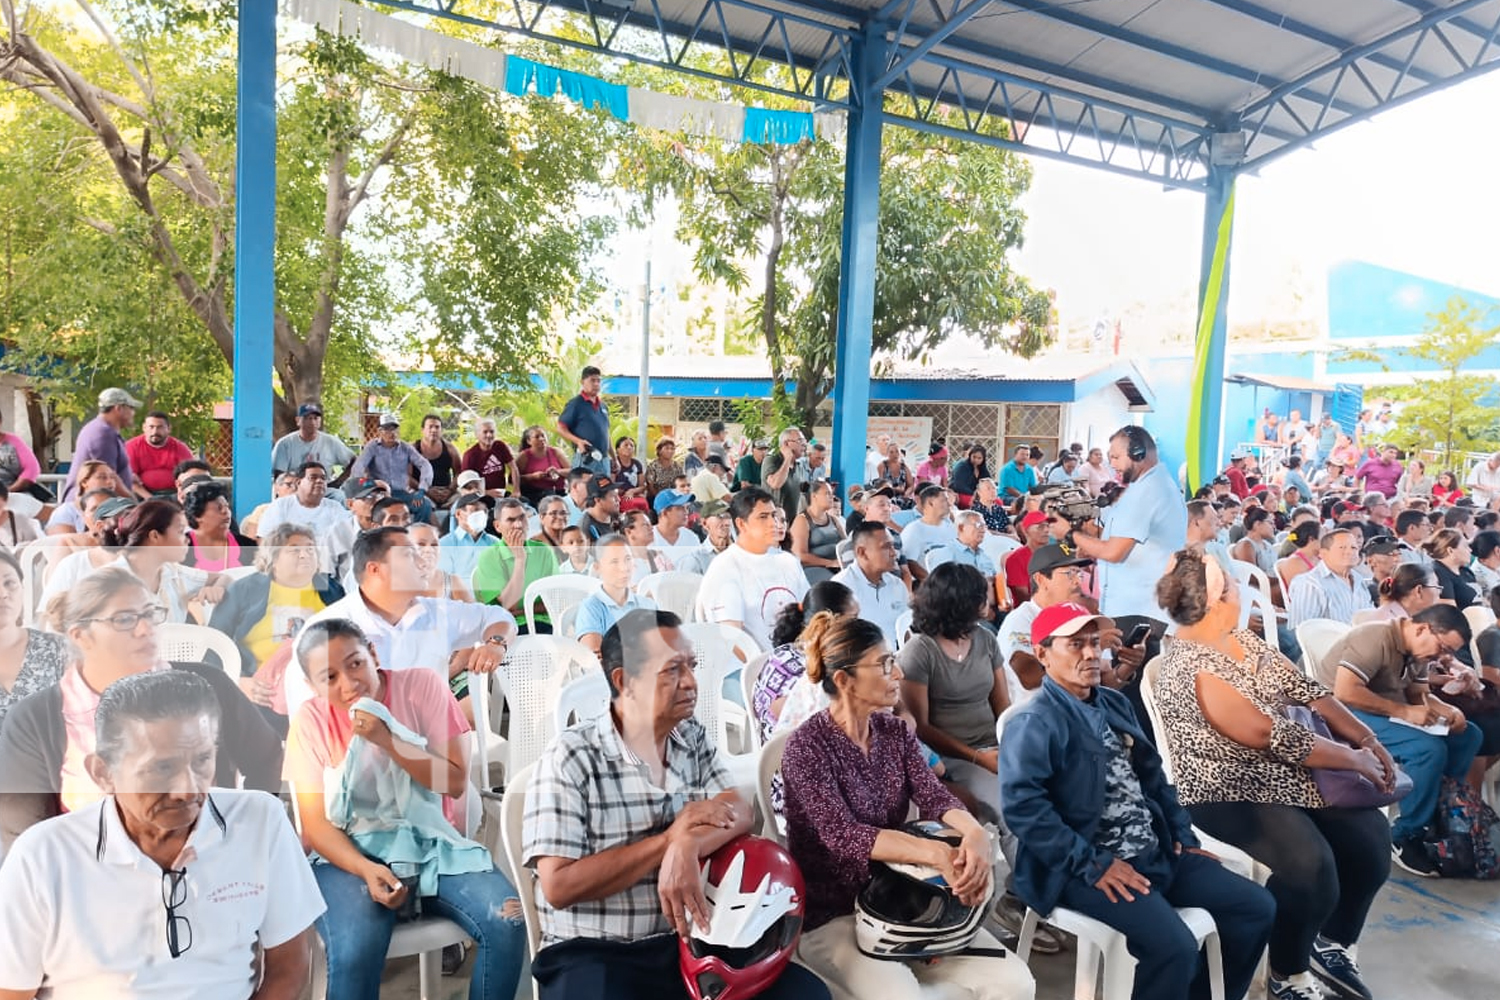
[699,498,730,519]
[1211,475,1230,486]
[350,479,387,500]
[653,489,694,514]
[752,440,770,450]
[452,493,488,512]
[1030,602,1107,648]
[455,469,483,488]
[94,496,138,520]
[377,412,400,428]
[97,387,142,410]
[862,484,895,500]
[706,454,727,470]
[1332,500,1364,516]
[298,402,323,417]
[1020,510,1049,529]
[1362,536,1400,556]
[1028,543,1092,577]
[1229,446,1251,460]
[587,474,618,500]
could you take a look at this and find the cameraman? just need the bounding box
[1068,426,1187,719]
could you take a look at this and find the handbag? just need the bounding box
[1283,704,1414,809]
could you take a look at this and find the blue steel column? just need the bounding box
[830,24,889,500]
[1186,164,1236,493]
[231,0,277,520]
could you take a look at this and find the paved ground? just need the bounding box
[369,868,1500,999]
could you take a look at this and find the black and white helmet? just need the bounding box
[854,820,993,960]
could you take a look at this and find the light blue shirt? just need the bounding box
[1097,463,1187,619]
[900,519,959,565]
[438,529,498,580]
[927,543,997,577]
[1287,561,1373,629]
[575,589,657,640]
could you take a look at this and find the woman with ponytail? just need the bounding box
[1368,563,1440,622]
[750,580,856,741]
[779,612,1034,1000]
[1275,520,1322,599]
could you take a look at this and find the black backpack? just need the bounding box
[1422,777,1500,879]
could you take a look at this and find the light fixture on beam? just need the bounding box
[1209,130,1246,167]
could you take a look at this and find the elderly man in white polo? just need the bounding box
[0,670,324,999]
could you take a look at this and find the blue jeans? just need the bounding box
[312,862,526,1000]
[391,489,435,524]
[1056,849,1275,1000]
[1352,709,1484,841]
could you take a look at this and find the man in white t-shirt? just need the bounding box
[695,488,809,650]
[832,520,911,648]
[253,460,358,576]
[899,484,958,583]
[1467,452,1500,506]
[0,671,324,1000]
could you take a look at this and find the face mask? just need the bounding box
[464,511,488,534]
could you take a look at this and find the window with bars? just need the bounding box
[678,398,728,423]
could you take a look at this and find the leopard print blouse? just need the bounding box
[1153,629,1331,810]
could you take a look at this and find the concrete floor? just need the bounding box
[374,869,1500,999]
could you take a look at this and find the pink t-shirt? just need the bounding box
[284,668,471,829]
[59,663,170,813]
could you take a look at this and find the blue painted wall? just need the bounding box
[1326,261,1500,375]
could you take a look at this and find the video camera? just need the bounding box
[1029,481,1117,528]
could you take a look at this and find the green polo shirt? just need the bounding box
[472,540,560,619]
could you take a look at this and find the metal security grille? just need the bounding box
[1004,403,1061,462]
[679,398,728,423]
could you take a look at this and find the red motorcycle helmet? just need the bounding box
[679,835,806,1000]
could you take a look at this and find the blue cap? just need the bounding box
[653,489,694,514]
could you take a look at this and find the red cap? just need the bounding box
[1020,510,1049,529]
[1030,601,1106,648]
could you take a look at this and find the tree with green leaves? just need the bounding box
[1384,296,1500,466]
[0,0,615,438]
[624,94,1052,428]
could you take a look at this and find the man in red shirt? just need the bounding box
[1003,510,1051,607]
[125,410,194,498]
[1220,447,1251,499]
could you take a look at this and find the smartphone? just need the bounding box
[1124,623,1152,648]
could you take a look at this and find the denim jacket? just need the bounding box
[999,675,1198,915]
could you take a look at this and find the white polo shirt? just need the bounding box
[0,790,324,1000]
[283,589,516,717]
[831,564,909,648]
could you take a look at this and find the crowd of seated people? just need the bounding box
[5,384,1500,1000]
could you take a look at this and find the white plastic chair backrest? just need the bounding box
[834,537,854,569]
[738,651,773,751]
[1241,582,1279,652]
[681,623,737,749]
[979,532,1021,568]
[18,543,49,626]
[496,635,600,777]
[1138,656,1173,781]
[522,576,602,634]
[499,763,543,962]
[756,729,791,845]
[156,622,243,677]
[221,564,260,581]
[1229,559,1274,607]
[1234,582,1255,631]
[553,671,611,733]
[1296,618,1352,683]
[713,622,762,662]
[635,570,703,622]
[994,702,1024,746]
[1351,609,1381,626]
[1463,604,1497,640]
[894,609,915,649]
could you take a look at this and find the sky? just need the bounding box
[1011,68,1500,335]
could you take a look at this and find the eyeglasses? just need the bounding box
[81,606,167,631]
[853,653,900,677]
[162,868,192,959]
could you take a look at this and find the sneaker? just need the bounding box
[440,942,466,976]
[1391,837,1439,878]
[990,892,1064,955]
[1310,937,1373,1000]
[1268,972,1327,1000]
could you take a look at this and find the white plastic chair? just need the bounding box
[288,783,473,1000]
[156,622,243,677]
[1016,905,1224,1000]
[220,564,260,581]
[755,729,791,844]
[1238,581,1280,652]
[680,622,739,750]
[553,670,611,734]
[475,635,600,786]
[738,651,773,751]
[894,608,914,648]
[1295,618,1353,684]
[635,570,704,622]
[1463,604,1497,641]
[499,763,543,1000]
[522,575,602,635]
[979,531,1021,568]
[1228,559,1275,608]
[1351,608,1381,625]
[17,542,50,626]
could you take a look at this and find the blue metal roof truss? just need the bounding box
[366,0,1500,191]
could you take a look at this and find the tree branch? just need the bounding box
[346,110,417,218]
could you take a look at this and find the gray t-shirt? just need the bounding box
[897,630,1002,749]
[271,431,355,476]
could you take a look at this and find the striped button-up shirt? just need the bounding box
[1287,560,1373,629]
